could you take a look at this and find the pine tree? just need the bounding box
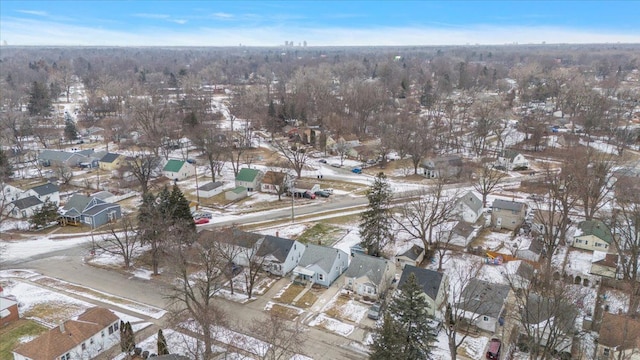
[122,321,136,353]
[27,81,52,116]
[369,313,406,360]
[359,172,393,256]
[64,119,78,141]
[29,200,60,229]
[0,149,13,182]
[157,329,169,355]
[385,272,436,359]
[169,184,195,231]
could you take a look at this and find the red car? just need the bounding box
[194,218,210,225]
[486,338,501,360]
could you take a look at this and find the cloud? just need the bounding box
[16,10,48,16]
[169,19,188,25]
[1,17,638,47]
[212,12,234,19]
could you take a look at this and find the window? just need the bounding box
[483,316,489,321]
[603,348,610,356]
[90,338,94,345]
[596,243,602,247]
[82,343,86,350]
[101,331,105,337]
[576,239,582,244]
[585,241,588,245]
[114,322,119,331]
[318,274,325,282]
[108,325,113,335]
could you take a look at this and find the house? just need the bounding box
[457,278,510,333]
[456,191,483,223]
[255,235,305,276]
[397,265,448,316]
[516,237,545,262]
[395,244,425,269]
[292,181,320,195]
[163,159,196,181]
[98,152,124,171]
[9,196,43,219]
[596,313,640,360]
[518,293,577,356]
[197,181,225,198]
[12,307,120,360]
[0,286,19,327]
[261,171,290,194]
[590,252,619,279]
[343,253,395,300]
[491,199,527,230]
[496,149,529,170]
[421,155,463,179]
[450,221,478,247]
[25,182,60,205]
[1,183,23,204]
[573,220,615,253]
[92,191,116,203]
[293,244,348,287]
[532,209,564,237]
[37,149,90,168]
[198,228,264,267]
[235,168,263,192]
[61,194,121,228]
[503,260,536,290]
[225,186,247,201]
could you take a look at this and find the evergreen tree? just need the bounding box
[27,81,52,116]
[122,321,136,353]
[119,320,126,352]
[64,119,78,141]
[157,329,169,355]
[29,200,60,229]
[359,172,393,256]
[369,313,406,360]
[169,184,195,230]
[376,273,436,359]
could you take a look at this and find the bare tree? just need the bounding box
[165,230,227,360]
[272,139,310,179]
[334,138,352,166]
[243,312,305,360]
[95,217,141,269]
[568,150,617,220]
[472,160,507,207]
[54,164,74,185]
[125,152,160,194]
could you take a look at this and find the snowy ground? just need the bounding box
[308,313,355,337]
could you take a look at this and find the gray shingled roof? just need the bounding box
[522,293,577,332]
[29,183,59,196]
[297,243,344,273]
[63,194,93,213]
[500,149,520,160]
[11,196,43,209]
[458,191,483,213]
[458,278,510,318]
[38,150,78,162]
[83,202,119,216]
[199,181,224,191]
[99,152,120,163]
[92,191,115,201]
[256,235,295,262]
[344,253,390,286]
[493,199,525,212]
[397,245,425,261]
[452,221,475,238]
[397,265,444,301]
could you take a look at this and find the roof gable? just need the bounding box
[256,235,296,262]
[397,265,444,300]
[344,254,390,286]
[236,168,260,182]
[397,245,425,261]
[458,191,483,213]
[163,159,185,172]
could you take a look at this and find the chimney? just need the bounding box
[60,322,65,333]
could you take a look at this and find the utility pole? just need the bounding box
[194,160,200,206]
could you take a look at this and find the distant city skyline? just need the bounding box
[1,0,639,46]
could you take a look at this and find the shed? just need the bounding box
[225,186,248,201]
[198,181,225,198]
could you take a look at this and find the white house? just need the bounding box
[344,254,395,301]
[456,191,483,224]
[397,265,448,316]
[496,149,529,170]
[197,181,225,198]
[12,307,120,360]
[256,235,305,276]
[293,244,348,287]
[162,159,196,181]
[235,168,263,192]
[395,244,425,269]
[572,220,615,253]
[8,196,43,219]
[24,183,60,206]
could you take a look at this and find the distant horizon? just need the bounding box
[1,1,639,46]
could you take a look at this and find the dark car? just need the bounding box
[318,159,328,164]
[367,302,383,320]
[303,191,316,199]
[314,190,330,198]
[486,338,501,360]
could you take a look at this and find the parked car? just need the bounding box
[314,190,330,198]
[193,212,213,220]
[486,338,501,360]
[303,191,316,199]
[318,159,328,164]
[351,168,362,174]
[330,163,342,168]
[367,302,383,320]
[194,218,210,225]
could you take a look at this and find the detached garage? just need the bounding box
[198,181,224,198]
[225,186,248,201]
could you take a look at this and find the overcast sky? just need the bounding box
[1,0,639,46]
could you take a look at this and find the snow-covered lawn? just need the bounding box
[602,288,630,314]
[112,329,212,360]
[321,293,370,323]
[565,249,596,276]
[1,233,95,262]
[308,313,355,337]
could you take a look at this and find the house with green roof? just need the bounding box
[162,159,195,181]
[573,220,615,253]
[235,168,263,192]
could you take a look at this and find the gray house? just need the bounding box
[491,199,527,230]
[421,155,463,179]
[456,191,483,223]
[343,254,395,300]
[457,278,510,333]
[62,194,121,228]
[9,196,43,219]
[292,244,348,287]
[397,265,448,316]
[25,182,60,205]
[38,150,90,168]
[255,235,305,276]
